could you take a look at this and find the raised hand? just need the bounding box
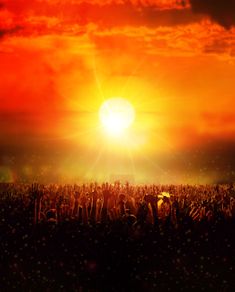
[31,183,44,225]
[144,194,159,227]
[80,195,88,224]
[90,190,98,222]
[101,187,111,222]
[118,194,126,216]
[80,195,87,207]
[31,183,43,201]
[103,188,111,202]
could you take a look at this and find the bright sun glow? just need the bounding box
[99,97,135,136]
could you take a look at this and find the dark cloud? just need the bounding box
[190,0,235,29]
[1,1,202,35]
[0,26,22,39]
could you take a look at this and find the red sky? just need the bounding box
[0,0,235,184]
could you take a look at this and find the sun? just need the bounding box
[99,97,135,136]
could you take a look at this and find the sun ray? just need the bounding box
[92,54,105,101]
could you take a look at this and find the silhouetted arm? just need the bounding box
[101,188,110,222]
[81,196,88,224]
[90,190,98,222]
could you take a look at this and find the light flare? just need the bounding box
[99,97,135,136]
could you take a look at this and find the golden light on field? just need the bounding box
[99,97,135,136]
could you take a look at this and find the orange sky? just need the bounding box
[0,0,235,184]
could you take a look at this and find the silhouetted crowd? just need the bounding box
[1,182,235,291]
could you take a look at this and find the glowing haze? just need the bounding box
[0,0,235,184]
